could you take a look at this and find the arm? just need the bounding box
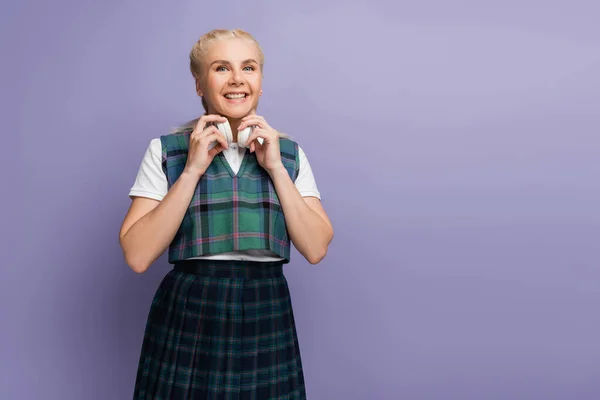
[240,114,333,264]
[267,166,333,264]
[119,170,201,274]
[119,115,229,273]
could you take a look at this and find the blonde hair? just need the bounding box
[171,29,288,139]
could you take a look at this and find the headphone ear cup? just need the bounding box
[237,126,253,148]
[215,121,233,145]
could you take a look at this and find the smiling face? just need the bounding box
[196,38,263,119]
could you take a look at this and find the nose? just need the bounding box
[229,68,243,85]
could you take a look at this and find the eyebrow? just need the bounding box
[210,59,258,66]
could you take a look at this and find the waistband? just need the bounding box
[173,259,284,279]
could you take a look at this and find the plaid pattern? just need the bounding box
[133,260,306,399]
[160,131,300,264]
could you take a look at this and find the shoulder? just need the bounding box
[129,138,169,200]
[291,144,321,199]
[148,137,161,154]
[278,136,298,151]
[138,138,164,170]
[277,137,300,162]
[158,130,193,155]
[160,130,193,141]
[278,137,309,160]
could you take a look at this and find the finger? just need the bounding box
[208,143,226,157]
[204,130,229,149]
[191,126,216,142]
[198,125,221,138]
[193,127,224,149]
[195,114,227,133]
[192,129,226,151]
[246,129,273,146]
[251,136,268,154]
[192,119,219,141]
[238,117,269,131]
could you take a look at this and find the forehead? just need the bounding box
[205,38,259,62]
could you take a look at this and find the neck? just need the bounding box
[226,117,243,142]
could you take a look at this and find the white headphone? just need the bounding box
[207,120,263,150]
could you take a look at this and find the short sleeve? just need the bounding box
[295,146,321,199]
[128,138,168,201]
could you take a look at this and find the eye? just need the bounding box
[216,66,229,72]
[243,65,256,71]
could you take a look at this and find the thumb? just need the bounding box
[208,145,224,158]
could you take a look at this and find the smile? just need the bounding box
[224,93,247,99]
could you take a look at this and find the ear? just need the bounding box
[195,79,203,97]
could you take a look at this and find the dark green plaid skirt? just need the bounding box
[133,260,306,399]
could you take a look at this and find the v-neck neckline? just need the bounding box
[217,147,251,179]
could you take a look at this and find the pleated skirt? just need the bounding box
[133,260,306,399]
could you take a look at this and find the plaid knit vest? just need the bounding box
[160,131,300,264]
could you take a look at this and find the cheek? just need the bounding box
[205,76,226,96]
[250,77,263,92]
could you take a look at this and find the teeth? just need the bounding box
[225,93,246,99]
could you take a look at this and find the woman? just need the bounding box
[119,29,333,399]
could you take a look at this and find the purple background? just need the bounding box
[2,1,599,399]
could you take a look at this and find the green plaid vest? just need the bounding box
[160,131,300,264]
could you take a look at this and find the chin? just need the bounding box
[221,109,252,119]
[216,98,258,119]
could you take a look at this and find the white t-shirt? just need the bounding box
[129,138,321,262]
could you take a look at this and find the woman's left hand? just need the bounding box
[238,115,284,173]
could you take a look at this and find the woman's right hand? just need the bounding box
[183,114,229,178]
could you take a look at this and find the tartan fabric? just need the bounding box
[133,260,306,399]
[160,131,300,264]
